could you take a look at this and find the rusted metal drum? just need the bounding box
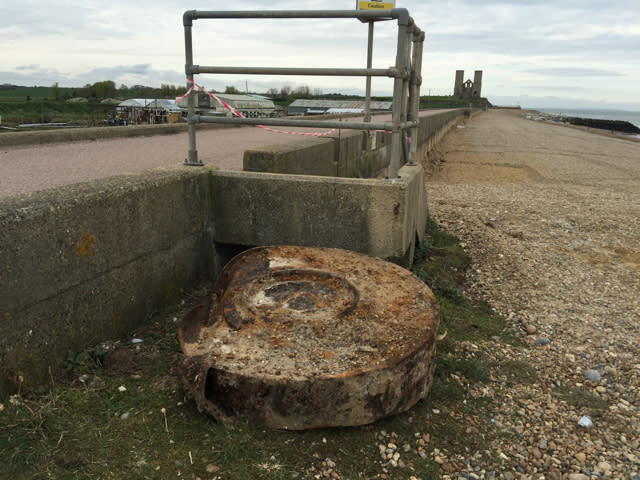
[175,245,439,430]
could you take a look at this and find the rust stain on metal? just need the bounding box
[174,245,440,430]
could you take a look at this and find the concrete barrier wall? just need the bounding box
[244,129,389,178]
[414,109,469,165]
[0,167,217,396]
[243,110,466,178]
[210,163,426,261]
[0,123,238,147]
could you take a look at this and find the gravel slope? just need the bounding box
[425,109,640,478]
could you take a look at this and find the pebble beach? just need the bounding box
[423,109,640,478]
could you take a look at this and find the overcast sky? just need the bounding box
[2,0,639,109]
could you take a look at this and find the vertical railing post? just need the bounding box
[388,19,410,179]
[400,26,412,165]
[364,21,374,123]
[408,29,424,166]
[184,13,202,166]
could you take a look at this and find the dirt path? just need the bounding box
[425,109,640,477]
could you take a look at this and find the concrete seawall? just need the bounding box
[244,129,389,178]
[0,123,238,147]
[210,163,426,261]
[0,108,469,397]
[244,110,465,178]
[0,168,216,395]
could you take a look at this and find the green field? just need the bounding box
[0,100,116,126]
[0,86,75,100]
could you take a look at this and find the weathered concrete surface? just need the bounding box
[244,129,388,178]
[244,135,336,177]
[0,167,217,396]
[0,123,237,148]
[414,109,468,164]
[175,245,439,429]
[210,163,426,261]
[243,110,467,179]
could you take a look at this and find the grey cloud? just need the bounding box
[424,30,639,60]
[86,64,153,77]
[525,67,624,77]
[1,63,183,89]
[2,0,638,107]
[76,64,184,87]
[520,85,589,92]
[0,67,70,87]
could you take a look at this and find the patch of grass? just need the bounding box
[62,350,91,374]
[551,386,609,417]
[425,218,458,249]
[413,220,470,305]
[0,302,442,480]
[413,219,523,348]
[438,297,507,345]
[437,358,490,384]
[493,360,538,385]
[0,87,74,99]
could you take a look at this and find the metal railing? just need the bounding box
[182,9,424,178]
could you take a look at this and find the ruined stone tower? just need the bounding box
[454,70,464,96]
[473,70,482,97]
[454,70,482,99]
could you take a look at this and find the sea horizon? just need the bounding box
[531,107,640,129]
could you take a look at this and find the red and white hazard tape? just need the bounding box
[174,85,194,103]
[177,79,337,137]
[256,125,337,137]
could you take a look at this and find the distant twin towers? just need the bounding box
[454,70,483,99]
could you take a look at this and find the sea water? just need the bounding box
[535,108,640,129]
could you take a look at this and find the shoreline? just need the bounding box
[522,109,640,143]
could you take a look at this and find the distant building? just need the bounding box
[116,98,182,124]
[287,99,392,116]
[177,93,276,117]
[453,70,482,99]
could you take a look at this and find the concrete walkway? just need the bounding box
[0,111,451,199]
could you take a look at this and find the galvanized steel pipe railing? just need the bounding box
[182,9,424,178]
[408,30,425,166]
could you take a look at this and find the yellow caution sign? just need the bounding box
[357,0,395,10]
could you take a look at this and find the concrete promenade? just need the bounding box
[0,110,449,198]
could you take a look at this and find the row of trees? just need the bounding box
[46,79,471,107]
[265,85,324,100]
[53,79,471,105]
[47,81,187,101]
[54,80,331,102]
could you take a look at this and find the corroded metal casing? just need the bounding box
[175,245,439,430]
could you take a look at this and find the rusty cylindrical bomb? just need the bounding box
[174,245,439,430]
